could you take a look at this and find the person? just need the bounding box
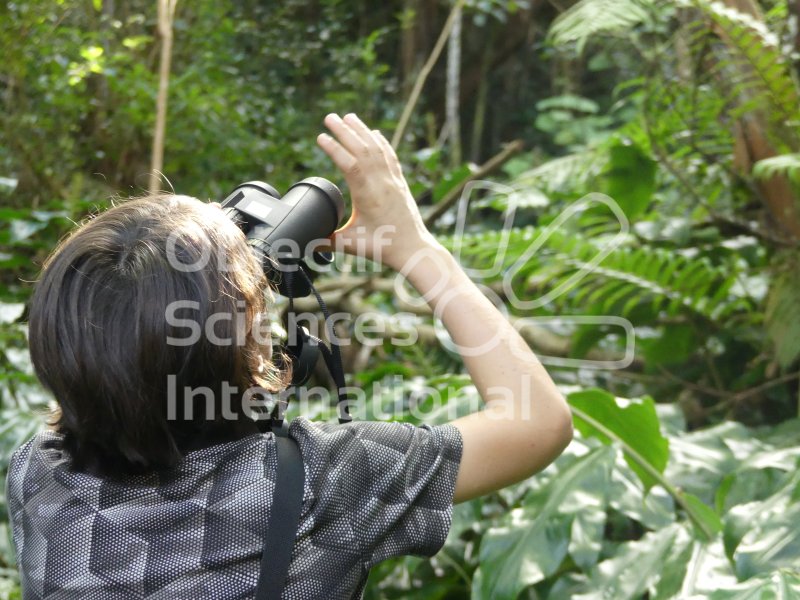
[6,113,573,599]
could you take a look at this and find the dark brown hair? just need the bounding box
[28,194,289,476]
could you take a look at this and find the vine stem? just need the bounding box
[436,547,472,588]
[569,405,716,541]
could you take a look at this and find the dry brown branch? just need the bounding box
[423,139,524,227]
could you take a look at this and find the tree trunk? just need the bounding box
[470,39,492,163]
[400,0,418,97]
[392,0,467,149]
[719,0,800,241]
[445,7,462,166]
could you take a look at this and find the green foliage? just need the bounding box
[754,154,800,184]
[447,224,749,324]
[765,254,800,369]
[534,95,613,149]
[689,0,800,139]
[3,0,800,598]
[569,390,668,491]
[548,0,657,53]
[473,447,616,598]
[367,391,800,599]
[601,140,656,220]
[0,577,20,600]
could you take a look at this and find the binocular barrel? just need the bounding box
[221,177,344,262]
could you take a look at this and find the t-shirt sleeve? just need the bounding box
[289,417,464,568]
[6,437,37,557]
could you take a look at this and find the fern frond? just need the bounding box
[689,0,800,130]
[543,236,744,320]
[753,154,800,184]
[443,227,749,321]
[548,0,657,52]
[513,149,607,194]
[642,78,734,161]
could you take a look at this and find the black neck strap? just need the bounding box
[285,266,352,424]
[255,420,305,600]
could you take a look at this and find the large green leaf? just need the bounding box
[682,492,723,537]
[601,140,657,220]
[472,446,615,600]
[666,421,751,502]
[608,452,676,530]
[724,469,800,580]
[662,538,738,599]
[568,389,668,491]
[574,524,735,599]
[706,570,800,599]
[573,523,694,600]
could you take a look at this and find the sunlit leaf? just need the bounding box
[473,447,615,599]
[706,569,800,599]
[568,389,668,491]
[574,523,693,600]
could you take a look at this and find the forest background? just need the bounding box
[2,0,800,598]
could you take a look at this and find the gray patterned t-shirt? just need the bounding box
[6,417,464,599]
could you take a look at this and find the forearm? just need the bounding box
[402,241,567,420]
[402,240,572,501]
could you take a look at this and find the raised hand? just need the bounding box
[316,112,440,272]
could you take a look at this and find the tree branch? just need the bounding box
[424,139,524,227]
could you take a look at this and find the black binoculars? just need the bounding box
[220,178,347,401]
[220,177,345,299]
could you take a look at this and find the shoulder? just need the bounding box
[6,430,65,501]
[8,429,65,470]
[287,417,463,498]
[288,417,463,462]
[287,418,464,564]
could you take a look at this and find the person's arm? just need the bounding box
[317,113,573,505]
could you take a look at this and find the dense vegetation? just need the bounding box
[2,0,799,597]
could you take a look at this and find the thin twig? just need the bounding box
[658,366,729,399]
[391,0,467,149]
[424,139,524,227]
[708,371,800,413]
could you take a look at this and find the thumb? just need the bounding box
[329,216,371,258]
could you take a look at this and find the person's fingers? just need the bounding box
[316,133,363,182]
[342,113,378,147]
[373,130,403,179]
[375,129,399,161]
[324,113,369,157]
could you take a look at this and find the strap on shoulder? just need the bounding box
[255,419,305,600]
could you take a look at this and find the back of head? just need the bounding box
[28,195,286,476]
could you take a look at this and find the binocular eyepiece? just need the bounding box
[220,177,345,298]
